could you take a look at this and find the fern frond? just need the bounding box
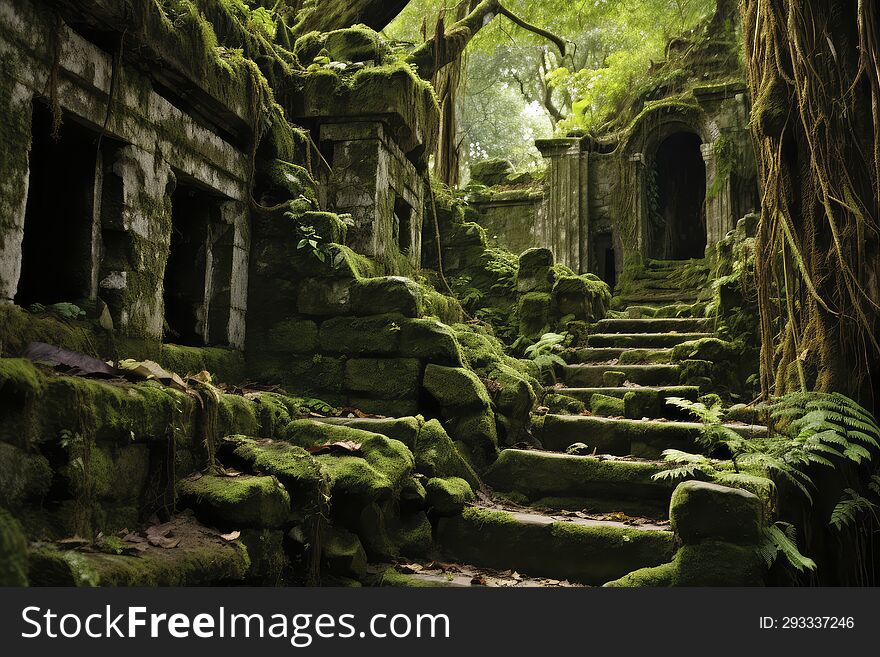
[761,523,817,572]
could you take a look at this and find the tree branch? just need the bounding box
[407,0,566,79]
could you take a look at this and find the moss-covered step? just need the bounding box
[436,506,673,585]
[177,474,291,531]
[28,517,250,586]
[565,348,673,364]
[485,450,674,517]
[594,318,714,334]
[586,333,713,348]
[561,364,681,387]
[620,303,707,319]
[533,415,767,458]
[558,386,700,403]
[617,291,700,305]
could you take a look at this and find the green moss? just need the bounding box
[319,315,403,355]
[322,526,368,580]
[517,292,552,339]
[425,477,474,516]
[344,358,421,401]
[394,511,433,558]
[398,319,464,366]
[0,509,28,586]
[219,393,261,437]
[590,393,625,417]
[281,421,414,505]
[219,435,329,522]
[603,561,676,587]
[178,474,291,529]
[0,443,51,509]
[159,344,245,381]
[413,419,481,488]
[28,538,251,587]
[545,393,587,416]
[422,364,491,410]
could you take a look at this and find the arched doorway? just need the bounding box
[649,131,707,260]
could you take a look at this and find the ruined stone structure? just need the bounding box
[0,1,774,589]
[536,81,758,284]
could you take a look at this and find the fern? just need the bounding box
[759,522,817,572]
[830,489,880,531]
[525,333,568,383]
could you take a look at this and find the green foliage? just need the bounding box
[524,332,567,382]
[758,522,817,572]
[294,222,346,268]
[830,485,880,532]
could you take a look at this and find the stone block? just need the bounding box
[425,477,475,516]
[351,277,421,317]
[670,480,763,545]
[344,358,421,400]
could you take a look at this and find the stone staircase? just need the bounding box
[433,260,765,586]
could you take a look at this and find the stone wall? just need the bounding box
[469,189,544,257]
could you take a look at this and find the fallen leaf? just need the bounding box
[307,441,363,456]
[220,531,241,542]
[397,564,424,574]
[118,359,186,391]
[25,343,119,378]
[123,533,147,544]
[470,576,487,586]
[148,535,181,549]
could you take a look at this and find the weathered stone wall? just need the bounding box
[469,189,544,258]
[0,0,252,346]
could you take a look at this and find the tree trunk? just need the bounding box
[742,0,880,407]
[289,0,411,35]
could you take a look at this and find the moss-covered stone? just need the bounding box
[0,509,28,586]
[177,474,291,530]
[219,393,261,437]
[400,477,427,511]
[670,480,763,545]
[544,394,587,415]
[516,248,553,294]
[398,319,464,366]
[323,526,368,580]
[159,345,245,381]
[470,159,513,187]
[344,358,421,407]
[436,507,674,585]
[590,393,625,417]
[350,277,422,317]
[319,315,403,355]
[240,529,288,585]
[517,292,552,339]
[394,511,433,558]
[413,419,481,488]
[280,421,414,509]
[422,364,491,410]
[425,477,475,516]
[0,442,52,509]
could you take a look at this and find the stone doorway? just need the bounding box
[15,103,99,307]
[649,131,707,260]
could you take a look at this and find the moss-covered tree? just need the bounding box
[741,0,880,408]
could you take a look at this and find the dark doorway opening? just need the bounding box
[593,232,617,291]
[16,103,99,307]
[650,131,707,260]
[164,184,208,346]
[394,197,413,256]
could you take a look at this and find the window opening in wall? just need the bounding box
[163,180,232,347]
[649,131,707,260]
[16,103,100,307]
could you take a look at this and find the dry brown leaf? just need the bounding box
[220,531,241,542]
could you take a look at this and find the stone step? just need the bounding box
[645,258,705,271]
[618,303,707,319]
[371,562,583,587]
[595,317,714,334]
[28,516,251,586]
[565,347,673,364]
[586,332,713,348]
[559,385,701,403]
[533,414,767,459]
[617,292,701,306]
[436,505,674,585]
[561,364,681,388]
[486,449,674,517]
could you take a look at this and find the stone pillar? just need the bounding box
[98,145,173,340]
[702,141,732,250]
[535,138,586,272]
[0,82,33,303]
[224,201,249,350]
[629,152,648,260]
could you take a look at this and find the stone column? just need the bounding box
[98,145,173,340]
[535,138,586,272]
[702,141,732,250]
[223,200,249,350]
[0,82,33,303]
